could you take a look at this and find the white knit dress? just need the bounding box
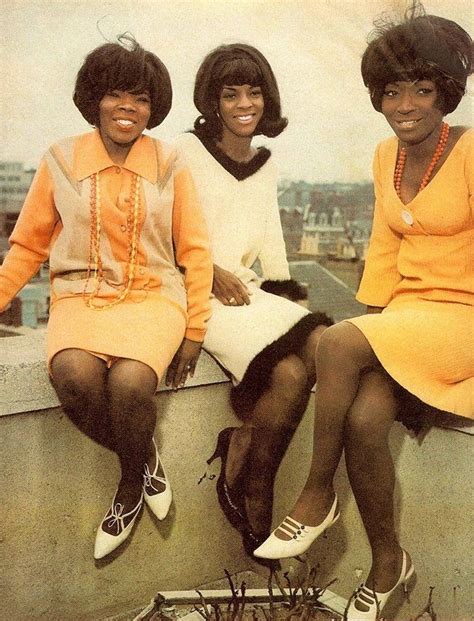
[174,132,309,383]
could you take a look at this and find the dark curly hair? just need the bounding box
[193,43,288,140]
[73,34,172,129]
[361,3,473,114]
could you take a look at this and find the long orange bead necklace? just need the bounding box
[83,172,141,310]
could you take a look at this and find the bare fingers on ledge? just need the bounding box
[166,338,202,389]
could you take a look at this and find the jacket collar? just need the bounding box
[73,129,158,184]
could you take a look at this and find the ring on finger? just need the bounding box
[228,297,236,304]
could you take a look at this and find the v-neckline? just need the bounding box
[392,128,471,206]
[191,130,271,181]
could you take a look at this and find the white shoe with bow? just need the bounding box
[143,438,172,520]
[94,492,143,560]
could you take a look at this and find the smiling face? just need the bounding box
[98,89,151,162]
[381,79,444,147]
[218,84,264,140]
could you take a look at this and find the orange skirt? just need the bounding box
[47,291,187,383]
[347,298,474,418]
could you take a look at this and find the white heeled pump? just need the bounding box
[344,550,415,620]
[143,438,172,520]
[253,495,340,559]
[94,492,143,560]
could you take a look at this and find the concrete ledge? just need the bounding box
[1,333,473,620]
[0,331,230,416]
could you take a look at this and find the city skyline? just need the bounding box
[1,0,472,183]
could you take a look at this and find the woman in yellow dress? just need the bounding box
[0,37,212,560]
[254,6,473,620]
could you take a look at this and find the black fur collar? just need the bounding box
[191,130,271,181]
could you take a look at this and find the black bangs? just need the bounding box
[214,57,263,92]
[377,60,440,88]
[96,49,154,96]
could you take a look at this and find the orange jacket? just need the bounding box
[0,130,213,341]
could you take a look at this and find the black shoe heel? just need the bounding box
[207,426,275,568]
[207,426,250,531]
[207,427,235,466]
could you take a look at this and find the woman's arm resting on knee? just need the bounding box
[213,264,250,306]
[166,337,202,389]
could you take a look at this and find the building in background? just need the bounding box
[0,161,35,237]
[0,162,49,331]
[279,180,373,261]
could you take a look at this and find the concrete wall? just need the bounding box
[1,333,472,620]
[274,415,474,621]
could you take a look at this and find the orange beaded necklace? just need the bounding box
[83,172,141,310]
[394,121,450,198]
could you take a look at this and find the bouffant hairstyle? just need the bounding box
[193,43,288,140]
[73,35,172,129]
[361,5,473,114]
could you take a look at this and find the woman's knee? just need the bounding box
[299,324,328,379]
[344,371,398,444]
[316,322,375,373]
[50,349,106,405]
[107,361,157,424]
[270,355,308,401]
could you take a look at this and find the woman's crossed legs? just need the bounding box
[275,322,406,592]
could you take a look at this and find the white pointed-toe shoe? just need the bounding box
[94,492,144,560]
[253,495,340,559]
[344,550,415,620]
[143,438,172,520]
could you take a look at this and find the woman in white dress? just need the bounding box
[173,43,332,565]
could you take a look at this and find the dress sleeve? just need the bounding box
[356,143,402,307]
[0,158,59,311]
[258,165,291,281]
[172,155,213,342]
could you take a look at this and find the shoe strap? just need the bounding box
[143,462,167,491]
[105,494,143,534]
[105,503,126,535]
[354,584,379,607]
[277,516,306,539]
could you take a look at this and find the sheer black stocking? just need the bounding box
[50,349,114,450]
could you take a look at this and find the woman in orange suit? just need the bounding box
[0,36,213,560]
[255,5,473,620]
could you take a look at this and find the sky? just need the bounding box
[1,0,472,183]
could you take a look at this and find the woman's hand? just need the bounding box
[213,263,251,306]
[166,338,202,389]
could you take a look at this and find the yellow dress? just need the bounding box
[347,129,474,418]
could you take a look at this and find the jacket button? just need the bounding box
[401,209,414,226]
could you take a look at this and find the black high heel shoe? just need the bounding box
[207,427,280,569]
[207,427,249,532]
